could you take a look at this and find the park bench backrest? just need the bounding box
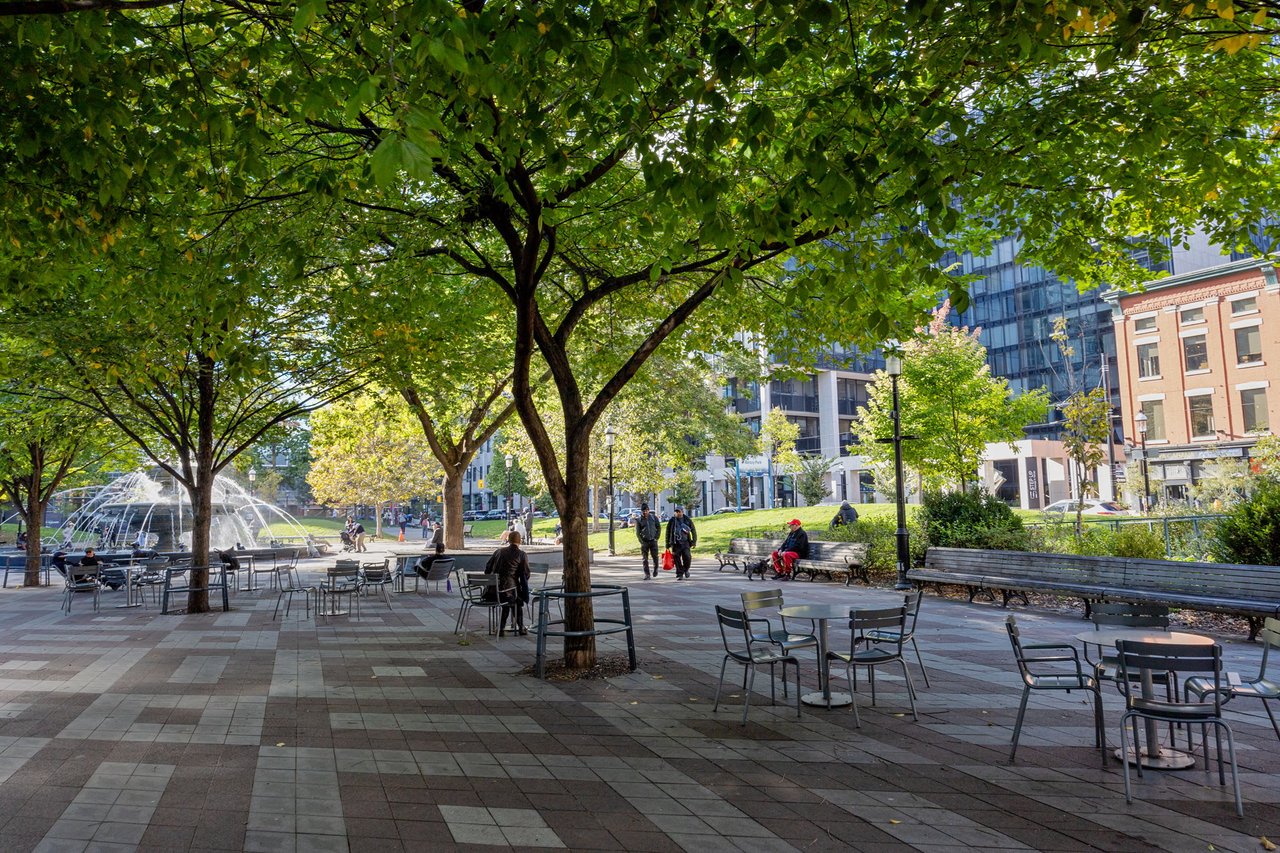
[728,538,866,563]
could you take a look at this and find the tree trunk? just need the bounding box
[559,446,596,669]
[23,470,44,588]
[442,467,465,550]
[187,353,217,613]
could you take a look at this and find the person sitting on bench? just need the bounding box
[770,519,809,580]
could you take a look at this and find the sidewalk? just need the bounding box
[0,550,1274,852]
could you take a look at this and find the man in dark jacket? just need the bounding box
[664,506,697,580]
[771,519,810,579]
[634,503,661,579]
[830,501,859,530]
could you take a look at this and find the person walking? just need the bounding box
[484,530,530,636]
[664,506,697,580]
[522,506,534,543]
[420,512,431,539]
[352,520,367,553]
[634,503,661,579]
[771,519,810,579]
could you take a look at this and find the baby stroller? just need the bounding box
[339,529,356,553]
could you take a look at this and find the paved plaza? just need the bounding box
[0,546,1275,852]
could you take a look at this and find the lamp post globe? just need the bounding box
[247,467,257,500]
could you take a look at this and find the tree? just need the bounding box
[0,388,131,586]
[307,391,443,533]
[1051,317,1114,533]
[484,445,529,516]
[9,1,1280,668]
[794,456,836,508]
[854,306,1051,492]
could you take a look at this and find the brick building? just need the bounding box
[1104,258,1280,503]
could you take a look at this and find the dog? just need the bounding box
[745,558,771,581]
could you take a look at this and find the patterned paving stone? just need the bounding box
[0,550,1272,852]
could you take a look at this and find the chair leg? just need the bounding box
[713,655,730,714]
[910,637,930,688]
[1219,721,1244,817]
[790,660,801,717]
[846,661,861,728]
[1010,686,1031,762]
[1254,697,1280,741]
[272,591,283,620]
[1120,712,1135,803]
[1093,687,1108,768]
[900,661,918,721]
[743,666,756,725]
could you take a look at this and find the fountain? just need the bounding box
[49,471,318,555]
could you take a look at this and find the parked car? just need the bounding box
[1042,499,1129,516]
[483,509,508,521]
[713,506,748,515]
[462,511,481,521]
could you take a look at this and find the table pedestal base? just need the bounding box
[800,691,853,709]
[1115,745,1195,770]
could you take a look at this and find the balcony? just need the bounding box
[836,397,866,416]
[771,393,819,413]
[794,436,822,454]
[731,396,760,414]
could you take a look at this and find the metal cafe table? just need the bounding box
[777,602,855,708]
[1076,628,1214,769]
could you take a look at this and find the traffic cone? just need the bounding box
[398,531,405,542]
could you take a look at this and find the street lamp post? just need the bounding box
[248,467,257,501]
[1135,411,1151,514]
[605,426,616,556]
[886,355,911,591]
[504,453,514,519]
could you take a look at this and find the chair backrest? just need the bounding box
[334,559,361,572]
[850,606,907,645]
[740,588,784,615]
[67,565,100,587]
[361,562,391,583]
[275,565,300,590]
[461,571,497,603]
[327,564,360,588]
[715,605,752,655]
[426,557,455,581]
[1258,617,1280,681]
[1005,615,1029,675]
[1116,640,1223,710]
[903,587,924,633]
[1092,602,1169,630]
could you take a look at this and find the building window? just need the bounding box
[1183,335,1209,372]
[1188,394,1215,438]
[1180,305,1205,324]
[1242,388,1269,433]
[1235,326,1262,365]
[1137,343,1160,378]
[1140,399,1166,441]
[1134,315,1157,333]
[1231,296,1258,316]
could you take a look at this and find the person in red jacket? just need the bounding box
[771,519,810,579]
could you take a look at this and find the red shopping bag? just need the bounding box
[661,549,675,571]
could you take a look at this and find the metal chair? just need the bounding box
[63,565,101,614]
[1005,615,1106,766]
[360,561,395,610]
[1086,602,1171,688]
[1117,639,1243,816]
[411,556,455,594]
[712,605,802,725]
[272,565,316,620]
[739,588,818,665]
[1185,616,1280,742]
[829,605,917,728]
[318,561,362,619]
[865,588,930,687]
[453,570,507,638]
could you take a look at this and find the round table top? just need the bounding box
[1074,628,1214,647]
[778,603,855,621]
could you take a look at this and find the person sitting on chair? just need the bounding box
[484,530,530,637]
[770,519,809,579]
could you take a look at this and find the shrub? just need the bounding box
[920,490,1030,551]
[1056,526,1166,559]
[824,515,926,577]
[1210,478,1280,565]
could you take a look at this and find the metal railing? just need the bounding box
[1027,514,1225,558]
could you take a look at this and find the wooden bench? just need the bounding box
[463,524,474,537]
[910,547,1280,640]
[714,537,869,585]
